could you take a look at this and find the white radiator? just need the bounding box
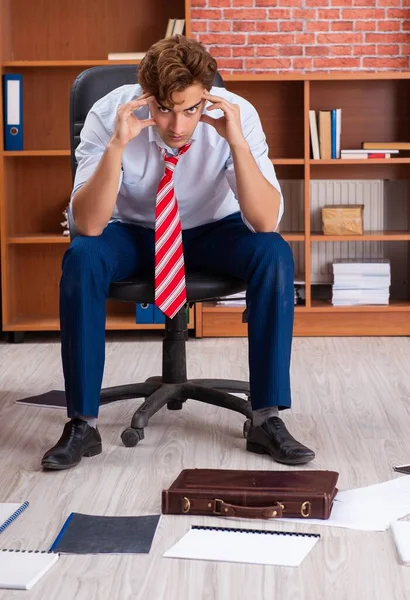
[279,179,409,296]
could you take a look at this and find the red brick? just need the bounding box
[362,57,410,68]
[232,46,255,56]
[306,21,329,32]
[278,0,305,6]
[387,9,410,18]
[209,21,232,32]
[353,44,376,55]
[191,9,223,19]
[256,46,279,56]
[209,47,232,57]
[255,21,279,32]
[377,44,400,54]
[405,21,410,31]
[191,21,207,33]
[223,9,267,19]
[279,20,304,32]
[295,33,316,44]
[353,0,377,5]
[233,0,254,5]
[305,45,330,56]
[330,45,353,55]
[354,21,377,31]
[233,21,257,32]
[191,0,207,6]
[342,8,385,18]
[377,0,402,5]
[378,20,401,31]
[314,57,360,68]
[255,0,279,5]
[331,0,353,5]
[366,33,409,43]
[216,59,244,69]
[279,45,304,56]
[293,9,317,19]
[318,9,340,18]
[305,0,329,6]
[331,21,354,31]
[200,34,246,45]
[208,0,230,5]
[248,33,295,44]
[267,9,292,18]
[402,45,410,55]
[292,58,314,70]
[245,58,292,70]
[317,33,363,44]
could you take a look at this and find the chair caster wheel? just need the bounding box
[243,419,251,439]
[121,427,144,447]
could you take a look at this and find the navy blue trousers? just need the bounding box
[60,212,295,418]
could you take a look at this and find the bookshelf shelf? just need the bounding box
[310,159,410,165]
[310,300,410,313]
[8,235,70,245]
[3,150,71,157]
[1,1,409,338]
[3,60,144,67]
[311,232,410,242]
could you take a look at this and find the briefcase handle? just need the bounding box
[182,497,283,519]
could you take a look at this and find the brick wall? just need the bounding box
[190,0,410,73]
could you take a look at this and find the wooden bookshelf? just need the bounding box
[0,1,409,338]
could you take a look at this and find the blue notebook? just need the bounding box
[0,502,29,534]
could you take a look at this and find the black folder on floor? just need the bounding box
[50,513,161,554]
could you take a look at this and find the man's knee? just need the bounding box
[61,235,112,291]
[251,232,294,273]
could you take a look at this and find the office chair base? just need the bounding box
[98,378,252,448]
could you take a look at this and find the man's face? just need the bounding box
[150,82,206,149]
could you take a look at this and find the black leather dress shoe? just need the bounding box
[246,416,315,465]
[41,418,102,470]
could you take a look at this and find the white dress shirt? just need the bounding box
[71,84,284,231]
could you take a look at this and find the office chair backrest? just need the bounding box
[69,65,225,181]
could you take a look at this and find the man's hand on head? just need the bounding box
[110,93,157,149]
[200,90,248,150]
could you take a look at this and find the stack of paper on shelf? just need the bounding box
[332,259,391,306]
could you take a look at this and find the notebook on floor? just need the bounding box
[0,502,29,534]
[0,550,59,590]
[391,521,410,565]
[16,390,120,409]
[50,513,161,554]
[163,525,320,567]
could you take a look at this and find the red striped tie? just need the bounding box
[155,143,192,319]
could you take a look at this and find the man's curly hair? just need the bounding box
[138,35,217,107]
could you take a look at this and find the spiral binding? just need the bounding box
[192,525,320,539]
[0,501,29,535]
[1,549,52,554]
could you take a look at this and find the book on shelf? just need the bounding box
[108,18,185,61]
[310,108,341,159]
[362,142,410,151]
[341,149,399,160]
[332,259,391,306]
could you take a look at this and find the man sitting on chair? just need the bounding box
[42,35,315,470]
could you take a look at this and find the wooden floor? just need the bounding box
[0,333,410,599]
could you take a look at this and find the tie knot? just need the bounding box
[158,142,192,167]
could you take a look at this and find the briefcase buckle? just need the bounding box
[213,499,225,515]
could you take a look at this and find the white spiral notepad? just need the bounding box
[0,550,59,590]
[163,525,320,567]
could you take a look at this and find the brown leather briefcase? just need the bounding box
[162,469,339,520]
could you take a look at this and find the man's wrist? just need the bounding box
[229,138,250,153]
[108,136,127,152]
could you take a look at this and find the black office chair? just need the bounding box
[69,65,252,447]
